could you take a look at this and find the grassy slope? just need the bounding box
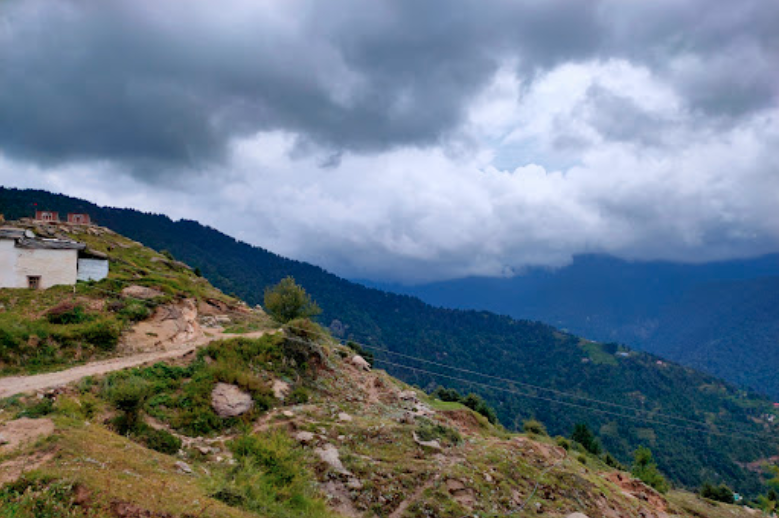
[0,330,764,518]
[0,218,266,377]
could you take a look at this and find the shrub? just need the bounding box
[523,418,547,436]
[78,320,122,351]
[632,446,669,493]
[430,386,499,424]
[571,423,602,455]
[46,303,90,325]
[264,277,321,324]
[17,398,54,419]
[118,300,152,322]
[556,436,571,450]
[140,426,182,455]
[107,376,151,433]
[700,482,734,504]
[416,418,462,446]
[287,385,310,405]
[603,452,624,469]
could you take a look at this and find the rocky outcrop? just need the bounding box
[211,383,254,418]
[119,299,203,353]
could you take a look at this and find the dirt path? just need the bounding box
[0,329,278,399]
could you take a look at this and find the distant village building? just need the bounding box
[35,210,60,223]
[67,213,92,225]
[0,227,109,289]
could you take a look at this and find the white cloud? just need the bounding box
[1,53,777,283]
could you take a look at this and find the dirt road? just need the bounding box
[0,330,277,399]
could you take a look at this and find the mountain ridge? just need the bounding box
[1,186,777,496]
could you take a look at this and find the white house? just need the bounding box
[0,227,93,289]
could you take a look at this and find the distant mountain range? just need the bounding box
[362,254,779,399]
[1,186,777,496]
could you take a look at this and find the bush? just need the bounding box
[118,300,152,322]
[632,446,669,493]
[107,376,151,433]
[430,386,499,424]
[264,277,321,324]
[523,418,547,436]
[556,436,571,450]
[415,418,462,446]
[603,452,624,469]
[78,320,122,351]
[17,398,54,419]
[571,423,602,455]
[46,303,90,325]
[700,482,734,503]
[140,426,182,455]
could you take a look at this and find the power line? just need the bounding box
[369,356,775,445]
[75,283,776,443]
[283,323,777,441]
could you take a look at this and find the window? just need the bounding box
[27,276,41,289]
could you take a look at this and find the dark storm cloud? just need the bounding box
[0,0,776,174]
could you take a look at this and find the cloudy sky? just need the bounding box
[1,0,777,282]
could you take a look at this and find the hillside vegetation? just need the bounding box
[0,322,770,518]
[372,254,779,399]
[1,187,778,498]
[0,216,270,377]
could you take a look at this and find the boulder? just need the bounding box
[272,379,291,399]
[566,514,590,518]
[174,461,192,474]
[338,412,353,422]
[295,431,316,444]
[351,355,371,371]
[314,444,350,475]
[412,432,442,451]
[121,285,163,300]
[211,383,254,418]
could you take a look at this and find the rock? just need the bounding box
[174,461,192,474]
[121,285,163,300]
[351,355,371,371]
[484,472,493,483]
[315,444,351,475]
[338,412,353,422]
[412,432,442,451]
[566,514,590,518]
[211,383,254,418]
[295,431,316,444]
[347,477,363,490]
[398,390,419,403]
[281,410,295,418]
[0,433,7,446]
[272,379,291,400]
[398,411,416,424]
[73,484,91,506]
[196,446,212,455]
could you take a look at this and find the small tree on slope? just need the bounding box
[264,276,322,324]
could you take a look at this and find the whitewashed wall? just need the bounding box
[0,240,17,287]
[77,258,109,282]
[14,248,79,288]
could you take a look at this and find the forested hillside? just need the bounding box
[2,187,777,496]
[369,255,779,399]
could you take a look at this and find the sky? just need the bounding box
[1,0,778,283]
